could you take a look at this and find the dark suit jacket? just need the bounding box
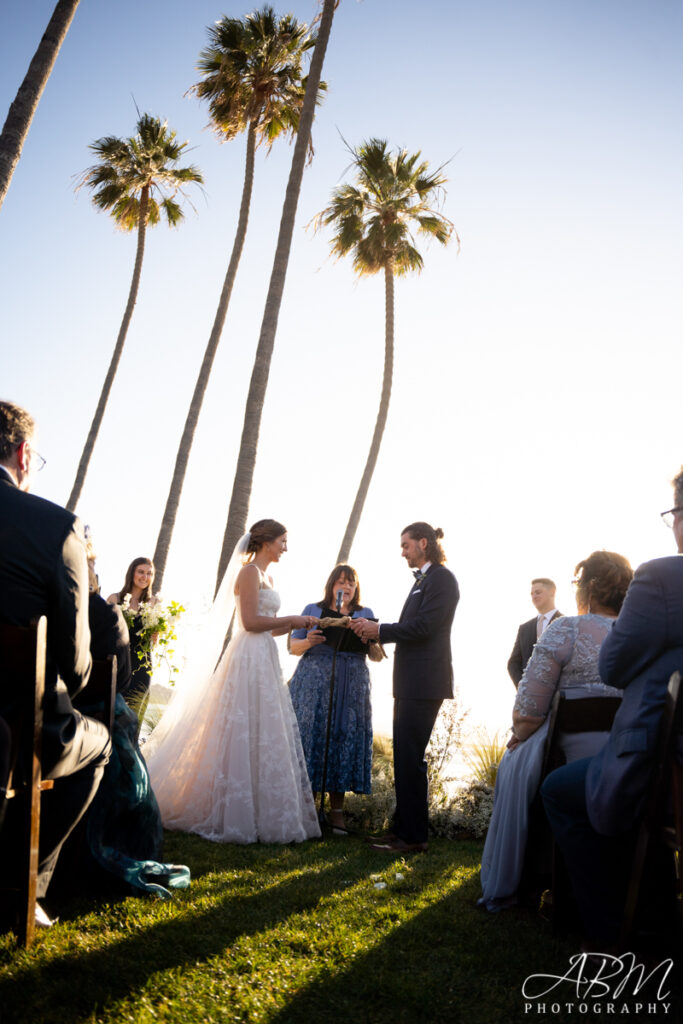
[0,467,92,773]
[507,610,562,687]
[379,563,459,700]
[88,593,132,694]
[587,555,683,836]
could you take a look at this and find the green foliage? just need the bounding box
[345,701,496,840]
[465,727,508,787]
[314,137,456,277]
[426,696,468,807]
[77,113,203,232]
[190,6,322,149]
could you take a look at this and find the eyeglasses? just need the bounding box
[20,443,46,472]
[660,506,683,528]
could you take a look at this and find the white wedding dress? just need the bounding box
[145,580,320,844]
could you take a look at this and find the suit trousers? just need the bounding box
[541,758,633,945]
[392,698,442,844]
[1,711,111,900]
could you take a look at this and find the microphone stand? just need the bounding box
[318,591,345,829]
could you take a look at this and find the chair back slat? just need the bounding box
[541,693,622,780]
[0,617,48,947]
[620,671,683,945]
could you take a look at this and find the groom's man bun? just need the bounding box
[402,521,447,565]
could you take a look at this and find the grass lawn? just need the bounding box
[0,833,679,1024]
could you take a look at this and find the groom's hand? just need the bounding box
[350,618,379,642]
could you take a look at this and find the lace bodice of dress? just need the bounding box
[514,614,621,718]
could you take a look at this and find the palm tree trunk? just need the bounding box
[0,0,80,211]
[66,186,149,512]
[336,262,395,563]
[152,123,257,590]
[214,0,338,594]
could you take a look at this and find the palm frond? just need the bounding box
[314,136,455,279]
[190,6,321,149]
[77,112,202,230]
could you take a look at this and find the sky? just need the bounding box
[1,0,682,741]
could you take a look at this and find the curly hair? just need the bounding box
[573,550,633,615]
[402,522,447,564]
[673,467,683,510]
[0,401,35,462]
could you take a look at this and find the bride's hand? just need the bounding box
[291,615,319,630]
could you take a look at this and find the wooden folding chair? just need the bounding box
[619,671,683,946]
[73,655,117,733]
[0,617,54,947]
[540,692,622,930]
[541,691,623,778]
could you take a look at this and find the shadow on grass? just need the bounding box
[0,841,361,1024]
[268,880,681,1024]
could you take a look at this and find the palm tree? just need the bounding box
[66,114,202,512]
[0,0,80,212]
[153,6,320,590]
[214,0,338,592]
[315,138,455,563]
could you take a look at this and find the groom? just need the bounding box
[351,522,459,852]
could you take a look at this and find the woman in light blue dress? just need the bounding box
[478,550,633,912]
[288,565,374,832]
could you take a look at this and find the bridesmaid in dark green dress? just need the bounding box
[107,557,159,726]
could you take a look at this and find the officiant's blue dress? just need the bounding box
[478,614,621,912]
[288,604,374,794]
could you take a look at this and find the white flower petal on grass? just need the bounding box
[373,882,387,890]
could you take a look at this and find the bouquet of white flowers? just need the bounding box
[121,596,185,676]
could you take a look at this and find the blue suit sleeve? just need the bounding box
[379,571,459,645]
[599,561,668,690]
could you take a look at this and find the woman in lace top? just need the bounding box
[478,550,633,912]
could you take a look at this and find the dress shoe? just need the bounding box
[35,903,56,929]
[364,830,396,845]
[368,837,428,854]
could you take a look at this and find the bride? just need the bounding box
[144,520,321,844]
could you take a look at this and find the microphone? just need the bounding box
[336,589,343,612]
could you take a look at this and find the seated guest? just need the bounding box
[479,550,632,912]
[75,547,189,899]
[542,471,683,949]
[0,401,111,927]
[107,558,159,723]
[288,565,374,832]
[85,531,131,694]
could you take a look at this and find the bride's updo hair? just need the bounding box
[573,550,633,615]
[246,519,287,558]
[402,522,447,564]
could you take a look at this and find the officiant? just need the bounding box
[288,565,376,833]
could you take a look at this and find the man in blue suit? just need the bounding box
[351,522,459,853]
[542,469,683,946]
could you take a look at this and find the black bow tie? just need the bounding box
[413,570,424,581]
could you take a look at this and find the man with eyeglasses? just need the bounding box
[0,400,111,930]
[541,467,683,950]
